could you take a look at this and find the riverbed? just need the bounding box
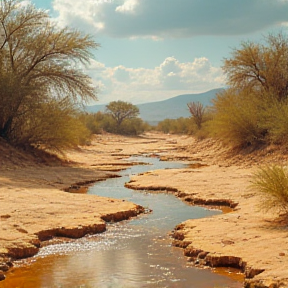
[2,156,243,287]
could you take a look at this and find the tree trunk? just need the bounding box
[0,117,13,139]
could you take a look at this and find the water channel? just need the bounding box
[2,156,243,288]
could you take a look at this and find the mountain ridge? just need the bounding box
[85,88,223,124]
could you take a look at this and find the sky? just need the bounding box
[30,0,288,105]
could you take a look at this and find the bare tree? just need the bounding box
[187,101,205,129]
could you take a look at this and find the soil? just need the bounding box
[0,132,288,288]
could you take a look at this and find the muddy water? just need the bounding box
[2,156,243,288]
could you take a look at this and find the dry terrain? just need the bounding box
[0,132,288,287]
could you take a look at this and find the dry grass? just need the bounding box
[250,165,288,217]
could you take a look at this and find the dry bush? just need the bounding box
[251,165,288,217]
[11,100,90,152]
[81,112,149,136]
[260,98,288,146]
[223,33,288,102]
[117,118,147,135]
[210,33,288,149]
[187,101,205,129]
[208,89,266,147]
[0,0,98,151]
[156,118,193,134]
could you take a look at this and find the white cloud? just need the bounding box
[52,0,106,33]
[115,0,139,14]
[87,56,224,104]
[52,0,288,39]
[160,57,181,75]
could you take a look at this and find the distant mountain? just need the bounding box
[85,88,223,125]
[85,104,106,114]
[137,88,222,124]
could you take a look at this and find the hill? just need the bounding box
[85,88,223,125]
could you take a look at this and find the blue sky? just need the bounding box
[31,0,288,105]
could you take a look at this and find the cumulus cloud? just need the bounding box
[86,56,224,104]
[113,66,131,82]
[160,57,181,75]
[52,0,288,38]
[115,0,139,14]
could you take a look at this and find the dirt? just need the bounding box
[0,132,288,287]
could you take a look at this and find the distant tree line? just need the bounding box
[80,100,150,136]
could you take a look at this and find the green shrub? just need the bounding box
[211,33,288,149]
[260,98,288,146]
[117,118,146,135]
[0,1,98,143]
[250,165,288,217]
[156,119,172,133]
[11,100,90,152]
[81,111,149,136]
[208,89,266,147]
[156,117,193,134]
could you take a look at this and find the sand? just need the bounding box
[0,132,287,287]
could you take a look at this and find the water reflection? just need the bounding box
[2,156,243,288]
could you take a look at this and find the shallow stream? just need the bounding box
[2,156,243,288]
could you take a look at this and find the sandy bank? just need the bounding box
[1,132,287,287]
[0,133,173,281]
[125,135,288,288]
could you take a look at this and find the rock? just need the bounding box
[184,247,203,258]
[172,231,185,241]
[0,264,9,272]
[221,239,235,245]
[0,271,5,281]
[0,214,11,219]
[245,266,265,279]
[198,251,209,259]
[172,240,191,248]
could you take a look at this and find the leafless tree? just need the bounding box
[187,101,205,129]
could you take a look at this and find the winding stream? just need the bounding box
[2,156,243,288]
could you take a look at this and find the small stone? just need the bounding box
[0,271,5,281]
[198,251,209,259]
[0,264,9,272]
[221,239,235,245]
[0,214,11,219]
[279,252,285,256]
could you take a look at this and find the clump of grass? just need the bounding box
[250,165,288,217]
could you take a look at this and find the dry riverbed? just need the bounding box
[0,132,288,287]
